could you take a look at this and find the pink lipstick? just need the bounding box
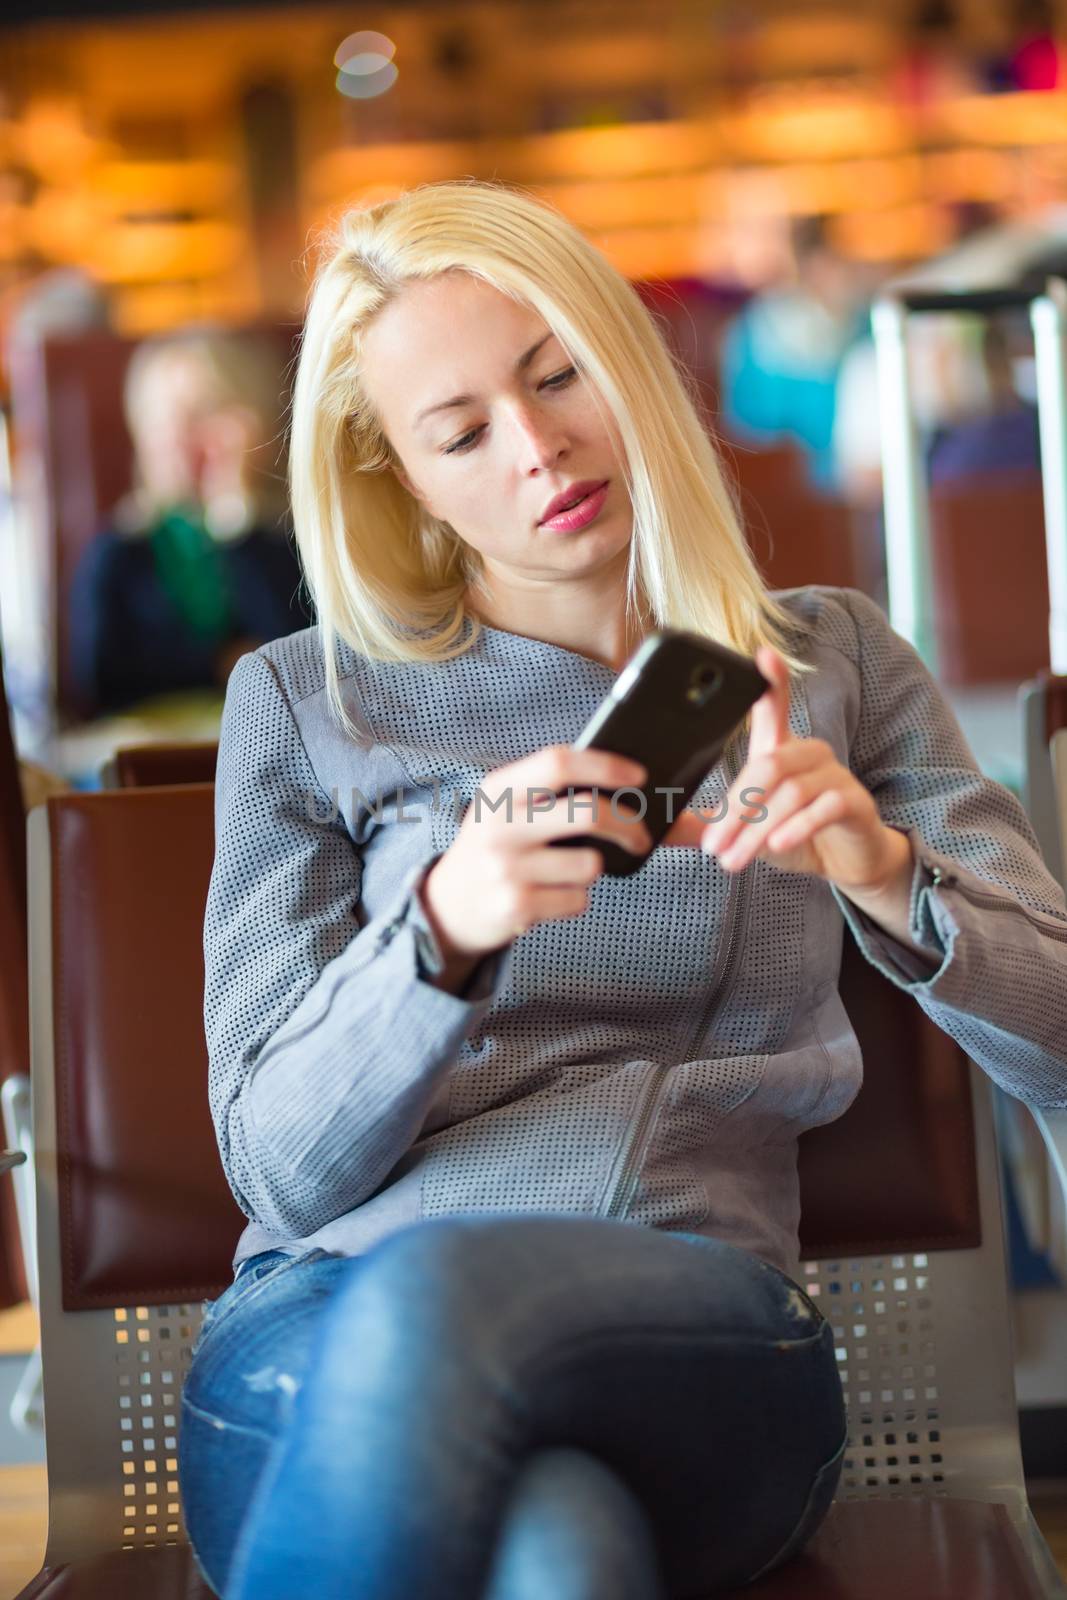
[538,481,609,533]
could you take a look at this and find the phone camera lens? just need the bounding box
[686,664,723,707]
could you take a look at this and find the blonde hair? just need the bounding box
[289,179,815,734]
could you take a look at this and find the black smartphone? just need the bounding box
[550,629,769,878]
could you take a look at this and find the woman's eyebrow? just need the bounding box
[413,332,556,428]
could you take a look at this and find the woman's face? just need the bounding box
[359,270,632,588]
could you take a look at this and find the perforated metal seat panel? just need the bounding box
[111,1304,200,1547]
[800,1063,1030,1527]
[805,1252,945,1495]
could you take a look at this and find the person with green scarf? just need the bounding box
[69,328,312,718]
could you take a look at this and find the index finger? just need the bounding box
[747,646,790,759]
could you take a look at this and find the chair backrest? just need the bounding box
[24,782,1040,1576]
[8,331,138,722]
[28,785,244,1566]
[0,647,30,1308]
[1053,727,1067,838]
[634,277,741,430]
[929,472,1050,686]
[106,743,219,790]
[1021,673,1067,887]
[720,438,864,592]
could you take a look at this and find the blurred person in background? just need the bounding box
[717,215,868,491]
[927,315,1041,484]
[834,312,1038,504]
[833,310,989,505]
[69,327,311,716]
[832,201,1017,508]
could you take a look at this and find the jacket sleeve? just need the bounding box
[828,587,1067,1110]
[205,649,510,1236]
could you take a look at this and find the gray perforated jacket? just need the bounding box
[205,585,1067,1281]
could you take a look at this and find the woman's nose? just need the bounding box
[508,403,568,472]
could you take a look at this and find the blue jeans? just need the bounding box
[178,1216,846,1599]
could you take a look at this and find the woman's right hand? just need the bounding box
[421,745,650,962]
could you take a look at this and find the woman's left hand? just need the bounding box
[664,646,908,895]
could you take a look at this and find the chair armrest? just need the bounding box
[1029,1107,1067,1207]
[0,1150,27,1175]
[1,1075,37,1306]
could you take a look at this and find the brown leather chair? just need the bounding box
[1014,668,1067,1285]
[929,471,1050,687]
[0,649,31,1310]
[721,439,864,594]
[12,784,1065,1597]
[635,278,741,433]
[1022,671,1067,891]
[7,331,138,722]
[105,743,219,790]
[17,785,240,1597]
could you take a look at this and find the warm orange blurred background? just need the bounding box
[1,0,1065,773]
[1,0,1064,331]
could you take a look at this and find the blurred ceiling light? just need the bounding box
[335,30,397,97]
[336,62,398,99]
[334,31,395,70]
[341,53,393,78]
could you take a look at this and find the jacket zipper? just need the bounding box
[601,743,750,1222]
[928,864,1067,941]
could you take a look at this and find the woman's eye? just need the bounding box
[443,427,484,456]
[441,368,577,455]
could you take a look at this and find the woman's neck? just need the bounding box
[466,581,650,673]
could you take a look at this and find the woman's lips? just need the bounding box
[538,481,609,532]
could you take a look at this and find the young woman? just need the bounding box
[178,180,1067,1599]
